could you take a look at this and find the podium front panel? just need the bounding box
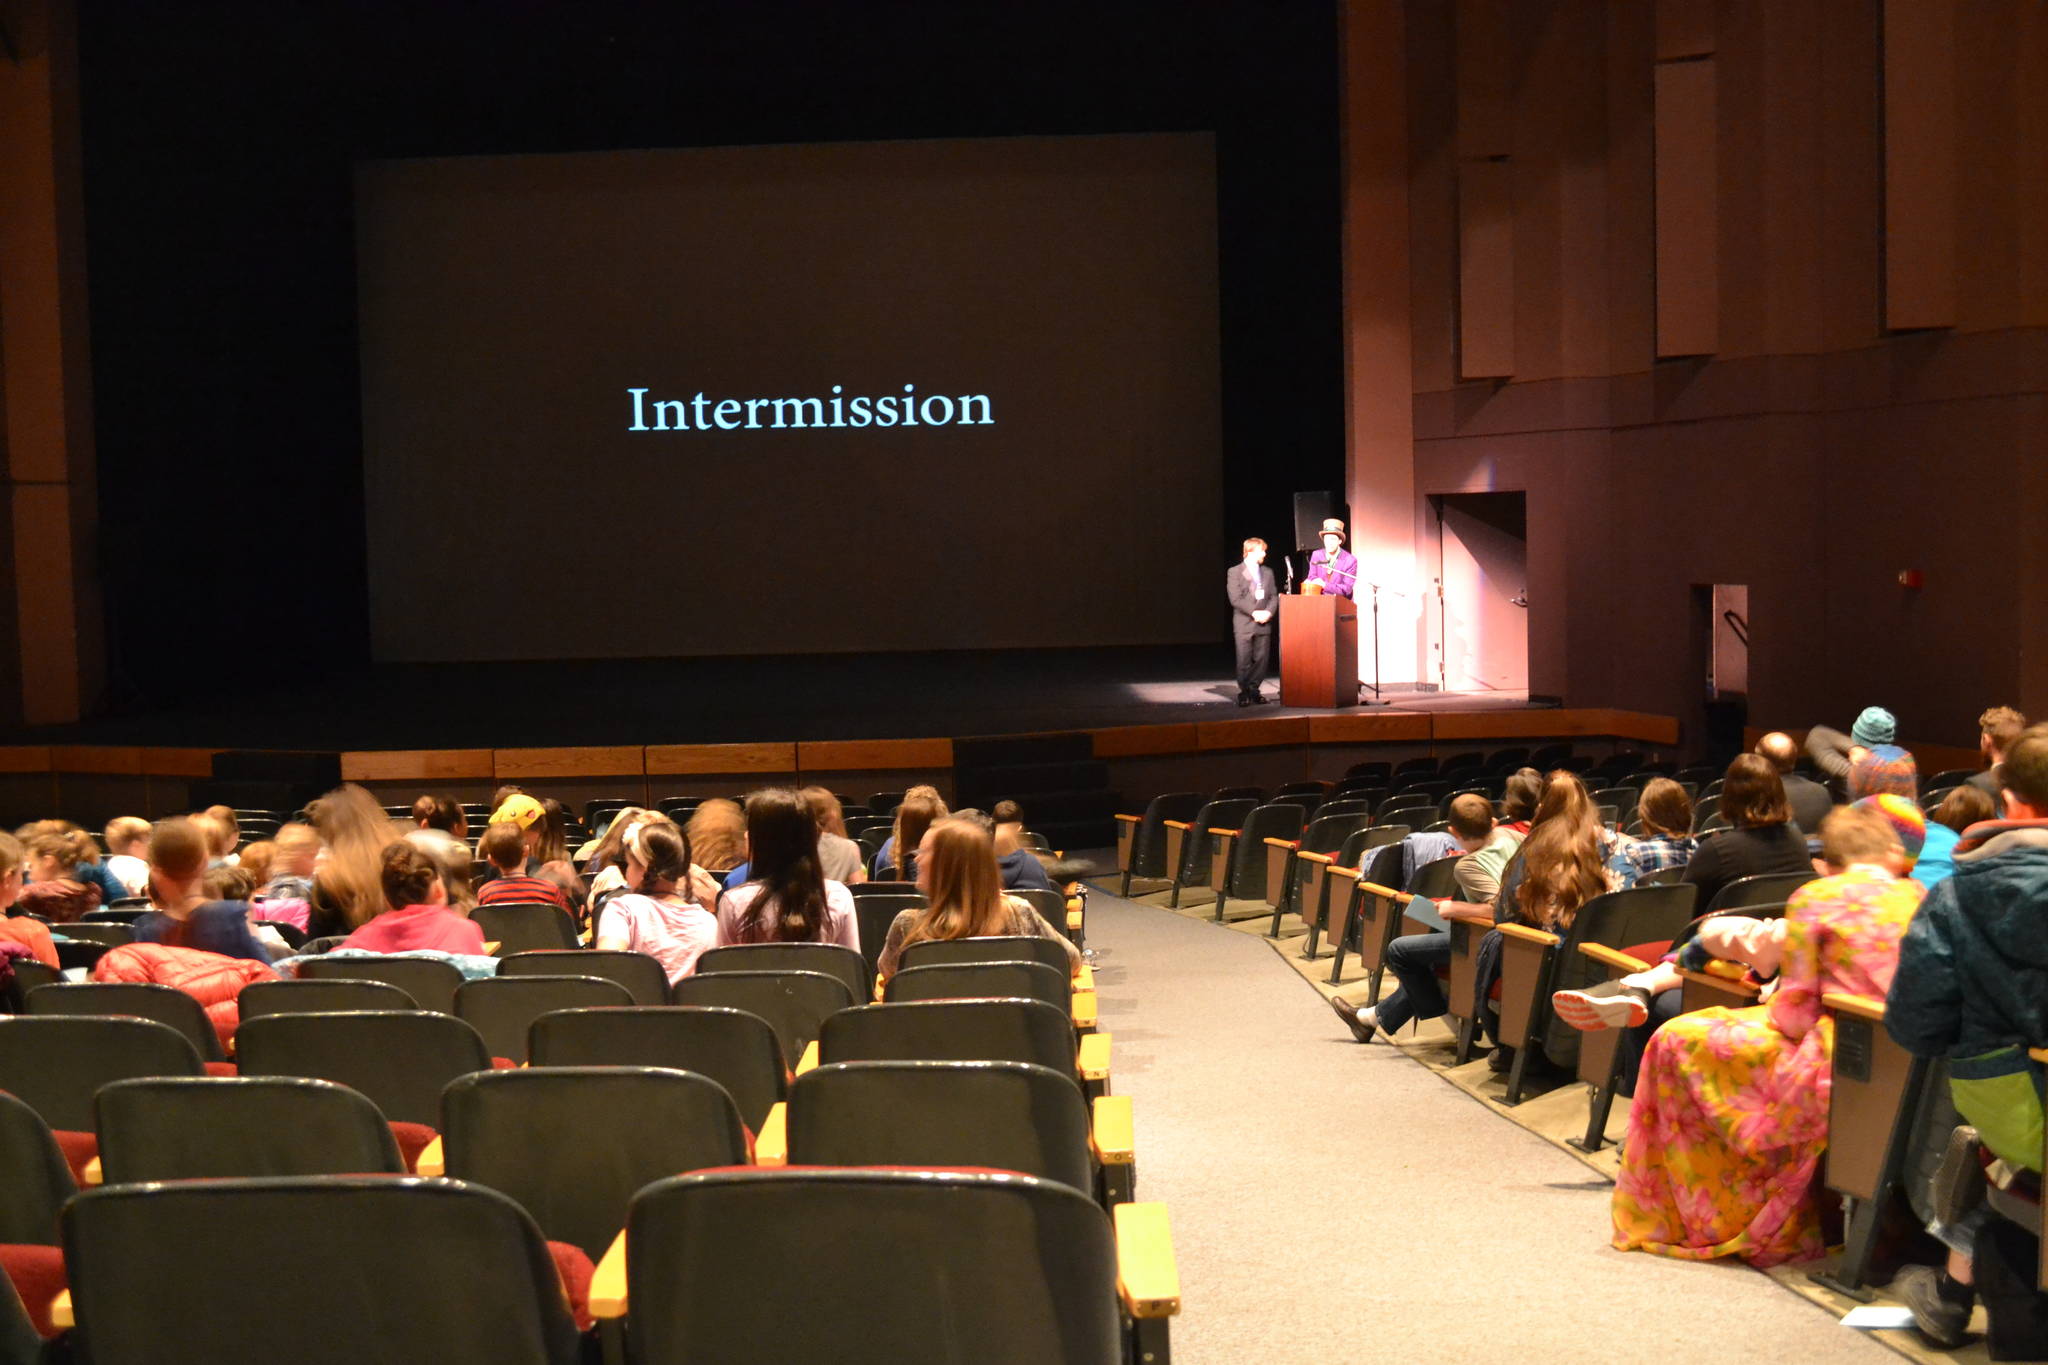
[1278,595,1359,708]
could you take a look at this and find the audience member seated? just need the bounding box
[307,784,402,938]
[1886,723,2048,1347]
[714,788,858,948]
[406,830,477,914]
[582,806,649,884]
[1681,755,1814,909]
[1603,778,1698,890]
[1610,805,1924,1267]
[0,831,59,967]
[989,799,1055,892]
[132,817,278,963]
[722,787,872,890]
[872,785,948,881]
[340,842,487,956]
[874,817,1081,985]
[1500,767,1545,835]
[17,824,104,922]
[200,805,242,867]
[1848,743,1918,802]
[476,822,573,913]
[1969,705,2028,798]
[103,815,153,896]
[1327,789,1531,1045]
[235,840,275,891]
[685,798,748,877]
[1917,785,1995,891]
[256,822,321,905]
[1755,731,1833,834]
[532,798,586,914]
[1805,704,1896,783]
[592,811,722,910]
[594,821,717,983]
[407,794,470,866]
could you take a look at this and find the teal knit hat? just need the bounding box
[1851,706,1897,748]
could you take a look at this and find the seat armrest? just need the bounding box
[1073,992,1098,1029]
[590,1230,628,1320]
[1075,964,1096,993]
[1077,1031,1113,1084]
[1114,814,1143,825]
[83,1155,103,1187]
[1092,1095,1135,1166]
[1067,907,1084,932]
[2031,1047,2048,1066]
[1679,967,1759,999]
[1822,992,1885,1022]
[1114,1203,1181,1319]
[1297,850,1335,866]
[1578,943,1650,974]
[1262,837,1299,851]
[50,1290,73,1332]
[1356,881,1405,901]
[1208,827,1241,838]
[1329,865,1361,881]
[794,1040,820,1076]
[1162,820,1192,832]
[481,940,501,955]
[756,1103,788,1166]
[1497,924,1560,947]
[414,1136,445,1178]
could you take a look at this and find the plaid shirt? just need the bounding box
[1605,833,1698,890]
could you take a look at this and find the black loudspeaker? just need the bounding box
[1292,492,1348,551]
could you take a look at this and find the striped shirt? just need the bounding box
[477,874,570,912]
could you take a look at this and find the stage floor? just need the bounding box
[8,646,1535,751]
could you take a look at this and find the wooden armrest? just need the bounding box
[1208,828,1240,838]
[1073,992,1098,1028]
[1355,881,1405,901]
[1114,1202,1181,1319]
[1679,967,1760,999]
[50,1289,73,1332]
[481,941,501,955]
[83,1155,103,1186]
[590,1229,629,1320]
[1091,1094,1134,1166]
[1114,814,1143,825]
[1823,992,1885,1022]
[1262,837,1299,851]
[1579,943,1650,973]
[1077,1031,1112,1083]
[1075,964,1096,993]
[1497,923,1560,947]
[1067,908,1084,931]
[1297,850,1335,866]
[414,1136,445,1178]
[2030,1047,2048,1066]
[1329,864,1361,881]
[795,1040,820,1076]
[1162,820,1192,832]
[756,1102,787,1166]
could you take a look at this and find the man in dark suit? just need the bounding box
[1226,536,1278,707]
[1756,731,1833,834]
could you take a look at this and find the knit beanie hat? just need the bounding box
[1848,744,1918,802]
[1851,706,1897,748]
[1851,793,1925,866]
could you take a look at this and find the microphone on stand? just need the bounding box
[1283,555,1295,595]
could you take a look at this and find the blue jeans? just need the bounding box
[1375,931,1451,1035]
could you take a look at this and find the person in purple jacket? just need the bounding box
[1303,518,1358,599]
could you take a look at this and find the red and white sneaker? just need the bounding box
[1552,988,1648,1032]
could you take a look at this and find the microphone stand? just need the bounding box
[1359,581,1385,706]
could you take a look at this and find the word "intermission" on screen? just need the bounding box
[627,385,992,432]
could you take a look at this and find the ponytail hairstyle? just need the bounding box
[735,788,829,943]
[379,841,442,912]
[25,824,97,875]
[1514,771,1607,932]
[627,821,692,897]
[534,799,570,866]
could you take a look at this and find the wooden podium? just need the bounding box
[1279,593,1359,708]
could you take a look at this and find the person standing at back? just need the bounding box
[1226,537,1277,707]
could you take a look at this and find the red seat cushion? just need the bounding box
[51,1130,97,1185]
[0,1243,67,1338]
[203,1061,239,1077]
[1488,980,1502,1003]
[544,1240,595,1332]
[388,1121,438,1172]
[1622,940,1671,964]
[490,1057,520,1070]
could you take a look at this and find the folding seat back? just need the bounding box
[62,1177,584,1365]
[25,981,226,1062]
[0,1015,202,1131]
[239,977,419,1018]
[1405,854,1466,902]
[0,1273,39,1365]
[469,901,579,954]
[52,922,132,947]
[1527,743,1574,770]
[820,999,1076,1079]
[843,814,894,837]
[1215,803,1307,912]
[899,935,1072,975]
[1343,760,1392,784]
[789,1060,1094,1193]
[1704,870,1816,914]
[444,1066,748,1260]
[865,791,905,817]
[1486,747,1529,772]
[696,942,868,1006]
[849,880,919,897]
[584,798,636,827]
[95,1076,403,1182]
[1006,887,1069,924]
[886,960,1069,1014]
[1164,797,1255,906]
[669,969,855,1062]
[235,1010,491,1126]
[298,956,466,1013]
[4,958,58,1005]
[527,1005,786,1131]
[496,949,669,1005]
[80,907,146,923]
[0,1090,74,1244]
[1119,791,1205,892]
[624,1168,1120,1364]
[455,975,635,1062]
[852,893,922,984]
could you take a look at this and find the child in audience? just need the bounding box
[594,822,717,983]
[1913,785,1993,891]
[132,817,276,963]
[873,786,948,881]
[235,841,276,890]
[0,832,59,967]
[988,800,1054,892]
[202,805,241,865]
[307,784,401,936]
[1603,778,1697,890]
[1500,768,1545,834]
[715,789,858,948]
[1610,805,1924,1267]
[802,786,868,886]
[103,816,153,896]
[684,799,747,876]
[259,823,321,902]
[18,826,104,922]
[476,821,573,913]
[875,817,1080,985]
[340,842,486,955]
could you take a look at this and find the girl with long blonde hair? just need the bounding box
[307,783,402,933]
[875,818,1079,984]
[1512,771,1612,932]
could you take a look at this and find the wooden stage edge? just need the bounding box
[0,707,1682,788]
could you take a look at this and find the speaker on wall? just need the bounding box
[1292,491,1348,551]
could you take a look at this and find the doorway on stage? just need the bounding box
[1425,492,1528,696]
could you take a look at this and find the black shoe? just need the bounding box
[1236,694,1253,708]
[1487,1045,1513,1074]
[1329,995,1378,1044]
[1894,1265,1973,1349]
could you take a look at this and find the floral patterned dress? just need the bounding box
[1610,866,1925,1266]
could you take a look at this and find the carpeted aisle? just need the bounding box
[1086,883,1899,1365]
